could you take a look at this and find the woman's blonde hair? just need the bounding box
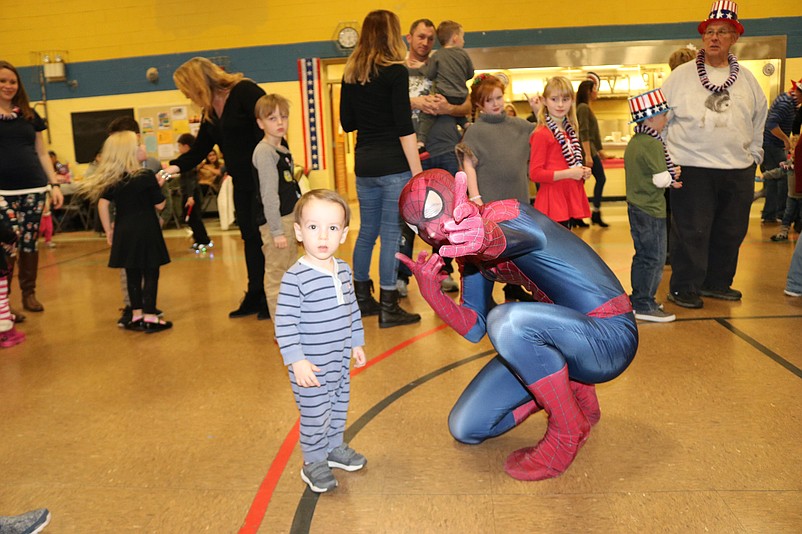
[78,131,141,202]
[343,10,407,85]
[537,76,579,130]
[173,57,244,122]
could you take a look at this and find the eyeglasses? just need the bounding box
[703,29,735,37]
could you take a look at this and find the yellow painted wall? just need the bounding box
[2,0,798,65]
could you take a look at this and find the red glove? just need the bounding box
[396,250,477,336]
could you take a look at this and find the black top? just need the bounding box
[340,64,414,177]
[171,80,265,192]
[102,169,170,269]
[0,110,48,190]
[793,106,801,136]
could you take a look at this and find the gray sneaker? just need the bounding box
[635,308,676,323]
[441,274,459,293]
[301,460,338,493]
[0,508,51,534]
[327,443,367,472]
[396,278,408,297]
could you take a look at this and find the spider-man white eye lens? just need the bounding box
[406,221,419,235]
[423,190,444,220]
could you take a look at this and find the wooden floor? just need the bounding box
[2,201,801,533]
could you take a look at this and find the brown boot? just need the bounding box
[19,251,44,312]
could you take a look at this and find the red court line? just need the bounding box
[238,323,448,533]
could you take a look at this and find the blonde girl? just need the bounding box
[82,131,172,332]
[529,76,592,228]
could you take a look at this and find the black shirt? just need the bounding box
[0,110,48,190]
[340,64,414,177]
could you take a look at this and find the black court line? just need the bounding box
[716,318,802,379]
[289,349,496,534]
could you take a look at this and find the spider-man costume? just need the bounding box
[397,169,638,481]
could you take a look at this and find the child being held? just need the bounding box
[274,189,367,493]
[253,94,302,319]
[413,20,474,155]
[624,88,683,322]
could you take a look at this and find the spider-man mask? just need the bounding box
[399,169,458,248]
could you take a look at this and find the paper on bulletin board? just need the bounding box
[172,119,189,134]
[158,144,175,159]
[157,131,173,144]
[143,134,158,154]
[171,106,188,121]
[141,117,154,133]
[158,112,170,129]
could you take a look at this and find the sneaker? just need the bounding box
[0,508,51,534]
[441,274,459,293]
[117,306,133,328]
[700,287,742,301]
[771,232,788,242]
[301,460,338,493]
[192,241,214,253]
[46,241,56,248]
[784,289,802,297]
[327,443,367,472]
[0,327,26,348]
[635,308,677,323]
[667,291,703,309]
[396,278,408,297]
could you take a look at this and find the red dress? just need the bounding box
[529,126,590,223]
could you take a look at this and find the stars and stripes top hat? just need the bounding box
[698,1,744,35]
[628,89,671,124]
[791,79,802,94]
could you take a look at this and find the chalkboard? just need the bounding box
[71,108,135,163]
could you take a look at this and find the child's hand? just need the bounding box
[292,359,321,387]
[673,165,682,179]
[273,235,288,249]
[185,197,195,208]
[670,180,683,189]
[352,346,366,368]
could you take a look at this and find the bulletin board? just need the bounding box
[137,104,201,161]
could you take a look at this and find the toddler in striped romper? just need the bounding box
[275,189,367,493]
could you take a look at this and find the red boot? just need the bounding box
[504,366,590,481]
[570,380,601,426]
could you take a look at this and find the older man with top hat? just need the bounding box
[661,1,767,309]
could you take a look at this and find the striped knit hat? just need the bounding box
[628,89,670,124]
[698,1,745,35]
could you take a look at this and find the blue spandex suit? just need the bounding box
[398,169,638,481]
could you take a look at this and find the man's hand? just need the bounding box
[291,359,321,387]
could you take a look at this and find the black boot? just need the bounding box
[503,284,535,302]
[571,218,589,228]
[379,289,421,328]
[354,280,381,317]
[591,210,609,228]
[229,291,264,318]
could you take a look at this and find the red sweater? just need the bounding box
[529,126,590,222]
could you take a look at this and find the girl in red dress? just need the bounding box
[529,76,592,228]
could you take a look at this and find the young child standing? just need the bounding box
[81,131,173,333]
[624,88,682,322]
[253,94,302,319]
[414,20,474,155]
[275,189,367,493]
[176,133,212,252]
[529,76,592,228]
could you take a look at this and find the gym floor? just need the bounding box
[2,201,801,533]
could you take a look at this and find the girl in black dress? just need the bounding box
[81,131,172,333]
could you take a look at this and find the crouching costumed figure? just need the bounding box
[397,169,638,480]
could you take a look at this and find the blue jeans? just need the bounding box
[780,196,802,227]
[628,204,666,312]
[787,235,802,294]
[761,143,788,221]
[398,152,459,281]
[353,171,412,289]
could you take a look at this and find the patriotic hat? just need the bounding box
[792,79,802,94]
[698,1,745,35]
[628,89,671,124]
